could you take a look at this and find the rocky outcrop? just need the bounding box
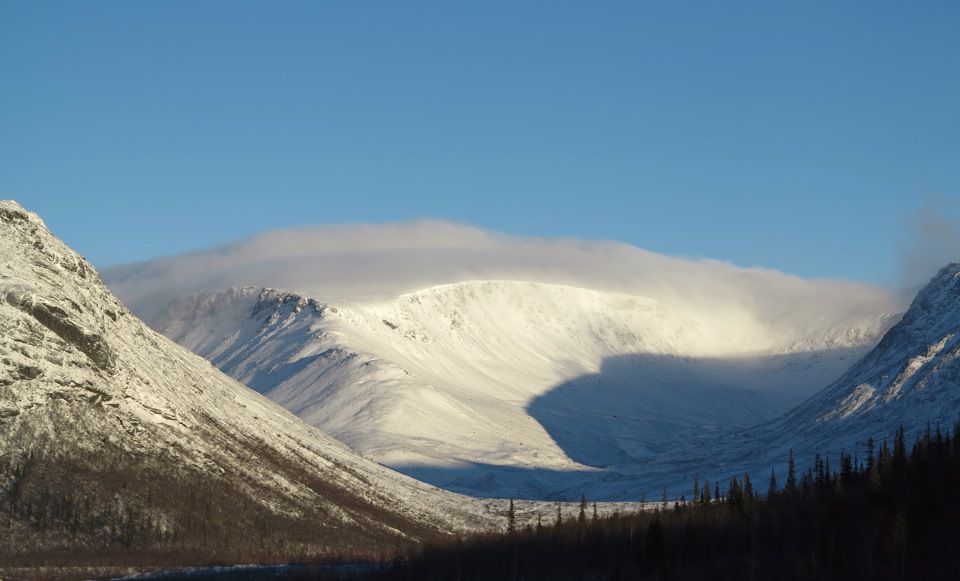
[2,290,116,372]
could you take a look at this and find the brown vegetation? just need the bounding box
[0,412,445,579]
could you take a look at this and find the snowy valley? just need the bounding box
[102,223,915,500]
[5,198,960,579]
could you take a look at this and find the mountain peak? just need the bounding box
[911,261,960,311]
[740,259,960,472]
[869,261,960,359]
[0,199,34,219]
[1,202,491,559]
[1,200,125,381]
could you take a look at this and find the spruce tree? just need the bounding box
[728,478,743,512]
[814,453,824,486]
[879,439,892,475]
[893,425,907,472]
[841,452,854,484]
[785,449,797,495]
[866,438,881,497]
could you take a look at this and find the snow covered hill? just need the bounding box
[146,277,896,499]
[0,201,495,557]
[757,261,960,458]
[637,261,960,499]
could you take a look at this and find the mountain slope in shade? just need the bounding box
[763,261,960,455]
[0,201,492,561]
[651,261,960,496]
[151,279,895,499]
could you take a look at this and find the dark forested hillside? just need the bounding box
[352,423,960,581]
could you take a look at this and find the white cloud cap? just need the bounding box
[103,220,902,347]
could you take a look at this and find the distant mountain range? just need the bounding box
[8,196,955,521]
[103,222,958,501]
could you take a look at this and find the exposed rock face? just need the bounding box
[2,290,116,372]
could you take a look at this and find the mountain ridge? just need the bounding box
[148,278,897,499]
[645,261,960,497]
[0,200,494,561]
[772,261,960,450]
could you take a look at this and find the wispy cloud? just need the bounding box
[899,199,960,294]
[102,220,903,337]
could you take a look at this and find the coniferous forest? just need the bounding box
[342,423,960,581]
[5,423,960,579]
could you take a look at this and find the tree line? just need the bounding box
[6,419,960,579]
[349,422,960,581]
[0,426,430,578]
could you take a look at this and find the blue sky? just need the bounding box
[2,1,958,285]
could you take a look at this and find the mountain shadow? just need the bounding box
[525,347,868,469]
[389,346,869,500]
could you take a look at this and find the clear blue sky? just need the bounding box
[2,1,958,284]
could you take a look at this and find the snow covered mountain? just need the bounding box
[642,261,960,498]
[0,201,492,558]
[757,261,960,457]
[145,278,895,499]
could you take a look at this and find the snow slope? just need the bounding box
[0,201,499,555]
[150,278,895,499]
[758,261,960,457]
[635,261,960,499]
